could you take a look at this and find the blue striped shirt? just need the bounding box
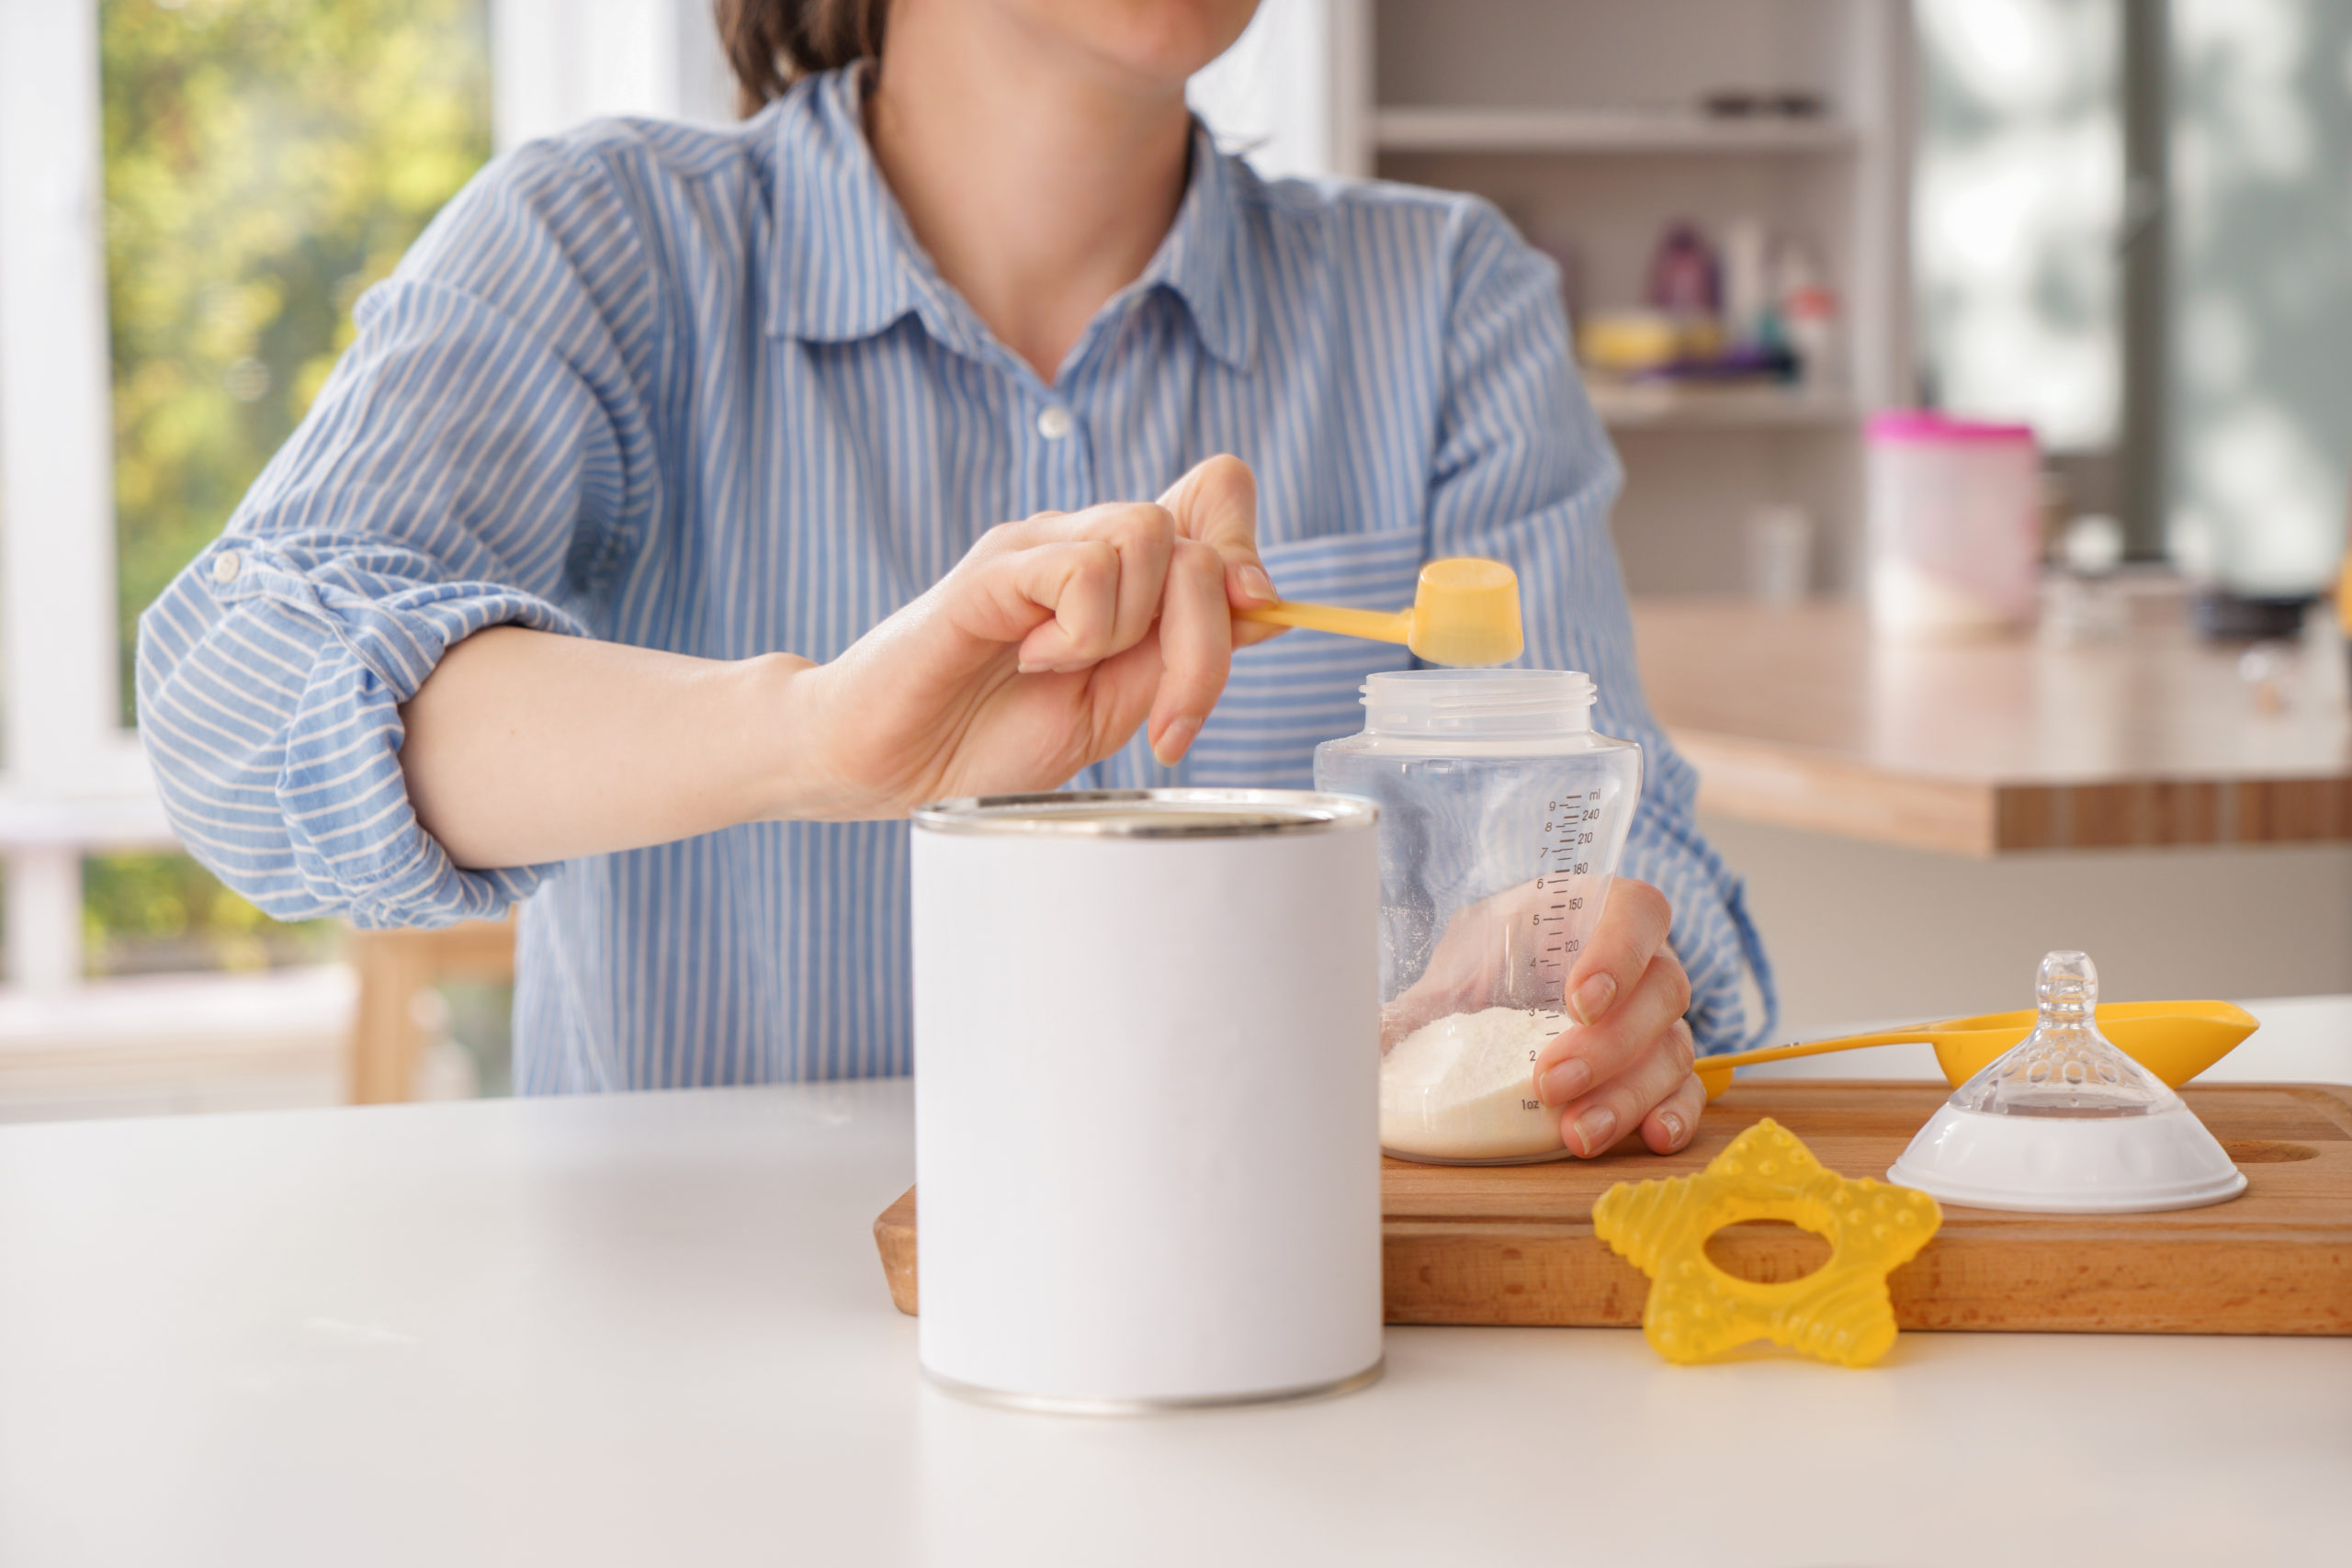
[137,68,1773,1091]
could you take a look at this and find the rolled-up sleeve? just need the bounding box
[135,131,664,928]
[1422,199,1776,1054]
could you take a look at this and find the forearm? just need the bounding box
[400,626,817,869]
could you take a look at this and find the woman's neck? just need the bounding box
[865,0,1194,383]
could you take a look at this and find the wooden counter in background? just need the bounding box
[1630,597,2352,856]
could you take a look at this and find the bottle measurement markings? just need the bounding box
[1530,793,1603,992]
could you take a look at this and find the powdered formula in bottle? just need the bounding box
[1380,1007,1569,1163]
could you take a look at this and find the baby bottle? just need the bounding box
[1314,669,1642,1164]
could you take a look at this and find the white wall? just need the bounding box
[1187,0,1363,181]
[493,0,737,151]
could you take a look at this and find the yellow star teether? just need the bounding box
[1592,1118,1941,1368]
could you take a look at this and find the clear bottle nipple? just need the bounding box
[1947,951,2180,1119]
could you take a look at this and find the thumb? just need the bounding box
[1159,454,1276,612]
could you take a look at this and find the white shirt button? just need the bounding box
[1035,405,1073,441]
[210,549,243,584]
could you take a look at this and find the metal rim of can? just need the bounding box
[910,787,1377,839]
[920,1357,1386,1415]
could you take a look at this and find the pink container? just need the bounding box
[1865,412,2041,634]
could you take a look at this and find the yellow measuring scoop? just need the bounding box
[1236,557,1523,667]
[1692,999,2260,1103]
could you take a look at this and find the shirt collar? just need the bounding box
[1134,118,1256,372]
[765,68,1256,374]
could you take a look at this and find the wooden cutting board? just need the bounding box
[874,1081,2352,1336]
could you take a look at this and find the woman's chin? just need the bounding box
[1005,0,1261,91]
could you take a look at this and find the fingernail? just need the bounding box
[1238,564,1275,604]
[1017,660,1046,674]
[1657,1110,1685,1147]
[1572,1106,1617,1157]
[1571,974,1617,1025]
[1153,715,1201,764]
[1537,1057,1590,1107]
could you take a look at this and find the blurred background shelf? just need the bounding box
[1588,383,1855,430]
[1374,107,1859,155]
[1341,0,1911,597]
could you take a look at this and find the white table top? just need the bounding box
[3,998,2348,1568]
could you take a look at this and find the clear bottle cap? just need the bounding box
[1946,952,2179,1119]
[1361,668,1597,739]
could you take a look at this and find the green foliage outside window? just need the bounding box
[96,0,492,967]
[83,851,339,976]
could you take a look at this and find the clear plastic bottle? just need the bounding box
[1314,670,1642,1164]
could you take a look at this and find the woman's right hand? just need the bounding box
[401,457,1274,865]
[774,454,1280,819]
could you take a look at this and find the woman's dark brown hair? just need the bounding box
[716,0,890,116]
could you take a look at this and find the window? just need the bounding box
[2167,0,2352,592]
[0,0,495,991]
[0,0,727,1045]
[101,0,495,722]
[1914,0,2123,455]
[91,0,493,979]
[1914,0,2352,584]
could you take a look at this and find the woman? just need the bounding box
[138,0,1769,1156]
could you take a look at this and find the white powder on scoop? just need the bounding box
[1379,1007,1570,1163]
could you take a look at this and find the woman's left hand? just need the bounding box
[1531,879,1702,1156]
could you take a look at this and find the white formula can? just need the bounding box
[910,788,1384,1412]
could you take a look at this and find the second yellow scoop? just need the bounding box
[1236,557,1523,667]
[1693,999,2260,1103]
